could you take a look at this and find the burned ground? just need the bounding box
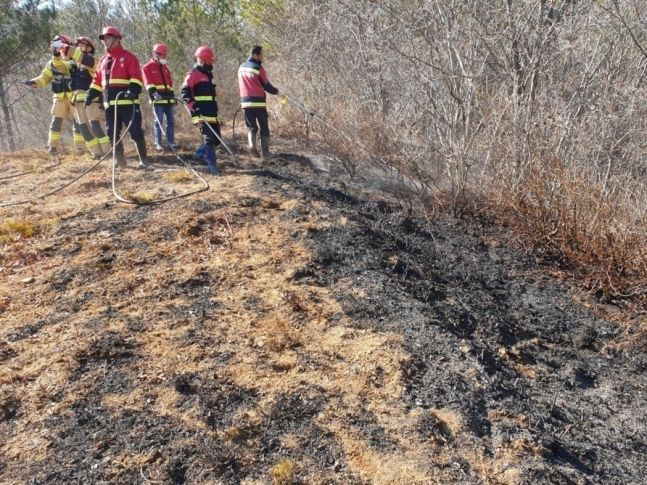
[0,141,646,484]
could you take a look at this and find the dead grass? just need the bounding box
[491,156,647,311]
[0,149,601,484]
[270,458,297,485]
[0,217,58,241]
[162,170,195,183]
[0,219,40,238]
[121,190,155,204]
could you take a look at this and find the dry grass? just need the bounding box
[162,170,195,183]
[491,156,647,310]
[270,458,297,485]
[121,190,155,204]
[0,146,610,483]
[0,219,41,238]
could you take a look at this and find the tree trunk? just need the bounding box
[0,75,16,151]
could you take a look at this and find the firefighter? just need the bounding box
[85,26,148,168]
[24,35,75,156]
[142,43,179,152]
[51,35,109,158]
[181,46,220,176]
[237,45,281,158]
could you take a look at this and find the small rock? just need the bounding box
[21,277,35,284]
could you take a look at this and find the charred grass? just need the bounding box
[0,143,646,484]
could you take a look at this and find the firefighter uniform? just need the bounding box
[63,42,110,157]
[181,55,220,175]
[86,29,148,166]
[30,55,74,153]
[238,54,279,156]
[142,47,177,150]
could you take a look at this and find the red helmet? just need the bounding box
[76,36,95,53]
[153,43,168,56]
[99,26,122,40]
[194,46,215,65]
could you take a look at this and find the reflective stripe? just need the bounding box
[98,136,110,144]
[86,138,100,147]
[152,99,176,104]
[239,67,260,75]
[53,92,72,99]
[74,134,85,142]
[74,92,87,101]
[192,115,218,123]
[107,99,140,106]
[241,101,267,108]
[105,78,143,87]
[154,84,172,90]
[194,95,215,101]
[49,132,62,141]
[90,83,103,92]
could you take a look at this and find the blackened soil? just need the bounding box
[251,155,647,483]
[2,146,646,484]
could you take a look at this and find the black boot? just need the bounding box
[248,132,260,157]
[135,137,149,169]
[114,142,126,167]
[260,136,270,158]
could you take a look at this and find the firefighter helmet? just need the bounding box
[53,34,73,45]
[194,46,215,65]
[153,43,168,56]
[76,36,95,54]
[99,26,122,40]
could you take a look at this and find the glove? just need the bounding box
[152,92,163,101]
[51,39,64,50]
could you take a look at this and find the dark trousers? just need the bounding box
[243,107,270,137]
[199,121,221,146]
[196,122,220,175]
[105,104,147,160]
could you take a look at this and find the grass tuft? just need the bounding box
[123,191,155,204]
[0,219,40,238]
[163,170,194,183]
[270,458,297,485]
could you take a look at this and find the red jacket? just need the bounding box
[181,64,218,125]
[88,43,143,108]
[142,59,175,104]
[238,57,278,108]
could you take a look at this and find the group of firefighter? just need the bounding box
[25,26,281,176]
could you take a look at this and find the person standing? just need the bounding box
[51,35,110,158]
[85,26,148,168]
[237,45,280,158]
[24,35,75,156]
[181,46,220,176]
[142,43,179,152]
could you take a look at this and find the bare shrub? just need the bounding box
[256,0,647,311]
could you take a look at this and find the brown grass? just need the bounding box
[270,458,297,484]
[162,170,195,183]
[491,156,647,310]
[121,190,155,204]
[0,219,40,238]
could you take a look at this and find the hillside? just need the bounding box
[1,141,646,484]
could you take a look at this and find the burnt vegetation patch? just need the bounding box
[2,146,646,484]
[253,160,647,483]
